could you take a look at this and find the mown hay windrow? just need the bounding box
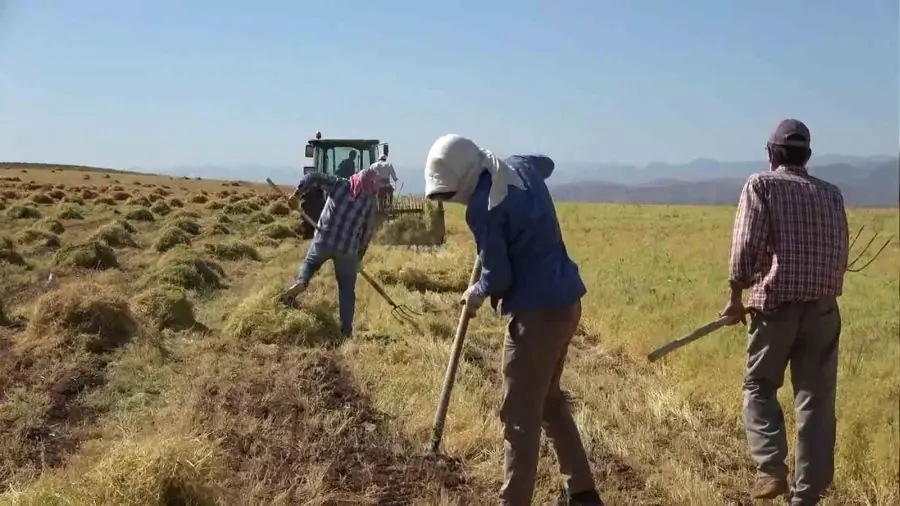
[203,241,261,261]
[377,209,445,246]
[126,196,151,207]
[0,298,9,326]
[250,211,275,225]
[259,223,297,241]
[150,201,171,216]
[131,286,199,331]
[168,198,184,208]
[30,193,54,205]
[172,210,201,220]
[90,223,138,249]
[37,218,65,234]
[125,207,155,222]
[148,248,226,293]
[222,286,340,346]
[266,201,290,216]
[54,241,118,270]
[169,218,201,236]
[0,239,27,266]
[114,219,137,234]
[222,202,252,215]
[210,224,231,235]
[16,228,61,249]
[0,433,228,506]
[154,226,193,252]
[6,204,41,220]
[190,194,208,204]
[56,205,84,220]
[25,282,137,354]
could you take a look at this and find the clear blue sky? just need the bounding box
[0,0,897,170]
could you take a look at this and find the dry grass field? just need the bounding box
[0,163,896,506]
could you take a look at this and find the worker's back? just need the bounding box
[465,155,586,314]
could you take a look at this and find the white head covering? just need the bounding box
[424,134,525,210]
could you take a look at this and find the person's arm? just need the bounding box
[388,163,398,182]
[728,175,769,301]
[469,207,513,299]
[295,172,339,197]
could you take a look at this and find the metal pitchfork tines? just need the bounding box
[846,225,894,273]
[358,270,422,325]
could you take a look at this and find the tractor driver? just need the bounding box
[336,151,357,179]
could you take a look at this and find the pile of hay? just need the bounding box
[6,204,41,220]
[56,206,84,220]
[266,201,290,216]
[0,298,9,326]
[24,282,137,354]
[222,286,340,346]
[54,241,118,270]
[15,228,61,249]
[146,248,226,293]
[37,218,65,234]
[168,218,201,236]
[124,207,154,222]
[126,196,151,207]
[250,212,275,224]
[1,433,227,505]
[375,265,469,294]
[376,202,445,246]
[203,241,261,261]
[0,235,26,266]
[131,286,201,331]
[30,193,54,204]
[149,201,171,216]
[258,223,297,241]
[90,222,138,249]
[153,226,192,252]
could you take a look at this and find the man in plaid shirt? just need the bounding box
[281,168,380,337]
[720,119,849,505]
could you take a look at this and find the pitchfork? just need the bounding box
[264,178,422,326]
[846,225,894,273]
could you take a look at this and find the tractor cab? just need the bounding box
[297,133,389,238]
[302,134,388,179]
[297,131,444,245]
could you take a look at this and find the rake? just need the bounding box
[264,177,422,326]
[846,225,894,273]
[647,224,893,363]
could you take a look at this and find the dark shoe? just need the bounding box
[280,282,307,306]
[551,489,604,506]
[750,474,789,500]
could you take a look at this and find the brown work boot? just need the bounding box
[750,474,789,500]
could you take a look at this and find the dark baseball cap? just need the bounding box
[768,118,811,148]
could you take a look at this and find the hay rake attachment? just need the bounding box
[846,225,894,273]
[265,177,422,325]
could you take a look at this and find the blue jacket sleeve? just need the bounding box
[470,207,513,300]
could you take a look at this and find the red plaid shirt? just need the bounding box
[729,166,849,311]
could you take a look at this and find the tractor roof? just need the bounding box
[308,138,380,149]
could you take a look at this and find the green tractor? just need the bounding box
[298,132,445,244]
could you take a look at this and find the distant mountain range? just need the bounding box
[149,154,898,207]
[551,155,900,207]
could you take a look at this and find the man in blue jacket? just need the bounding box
[424,134,602,506]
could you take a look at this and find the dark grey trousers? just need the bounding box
[743,297,841,506]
